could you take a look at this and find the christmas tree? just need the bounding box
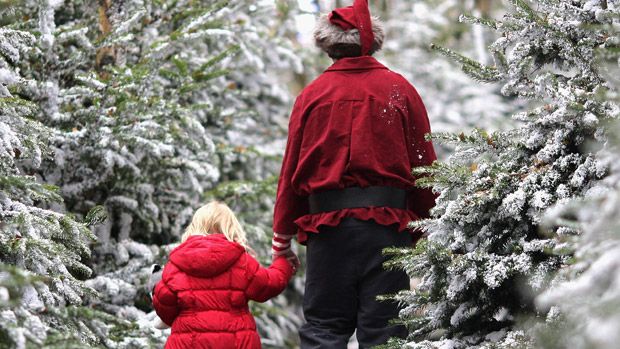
[0,6,112,345]
[535,118,620,349]
[1,0,309,347]
[534,41,620,348]
[383,0,620,347]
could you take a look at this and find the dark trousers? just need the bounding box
[299,218,411,349]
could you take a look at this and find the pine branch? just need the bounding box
[459,14,498,30]
[430,43,501,82]
[508,0,544,23]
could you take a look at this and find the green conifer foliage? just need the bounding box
[2,0,306,347]
[534,46,620,348]
[382,1,620,348]
[0,11,105,346]
[535,120,620,349]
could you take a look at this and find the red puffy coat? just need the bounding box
[152,234,294,349]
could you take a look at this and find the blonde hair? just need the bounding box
[182,201,251,252]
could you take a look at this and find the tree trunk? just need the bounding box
[96,0,116,72]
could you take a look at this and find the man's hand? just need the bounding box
[272,232,300,272]
[272,245,300,273]
[286,251,301,273]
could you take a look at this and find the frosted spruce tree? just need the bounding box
[0,8,114,347]
[535,119,620,349]
[382,1,620,348]
[2,0,309,347]
[534,44,620,348]
[5,0,233,346]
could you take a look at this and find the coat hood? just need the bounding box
[169,234,245,278]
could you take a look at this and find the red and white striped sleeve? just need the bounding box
[272,95,309,254]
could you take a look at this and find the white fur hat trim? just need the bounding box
[313,13,385,54]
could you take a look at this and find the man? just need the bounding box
[272,1,437,347]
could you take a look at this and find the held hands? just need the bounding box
[273,248,300,273]
[285,251,300,273]
[272,233,300,273]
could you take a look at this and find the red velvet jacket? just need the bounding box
[273,56,437,247]
[153,234,293,349]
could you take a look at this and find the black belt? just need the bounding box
[308,186,407,214]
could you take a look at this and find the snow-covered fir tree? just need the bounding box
[534,49,620,349]
[382,1,620,348]
[535,119,620,349]
[2,0,308,347]
[0,7,113,346]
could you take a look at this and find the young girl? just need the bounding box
[152,201,297,349]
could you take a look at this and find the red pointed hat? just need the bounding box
[328,0,374,56]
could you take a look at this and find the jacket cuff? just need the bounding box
[272,232,295,255]
[272,245,292,256]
